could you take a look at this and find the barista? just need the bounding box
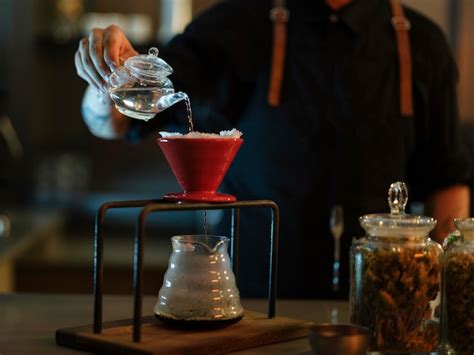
[75,0,471,298]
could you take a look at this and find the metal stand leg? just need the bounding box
[133,208,149,342]
[92,200,158,335]
[93,206,105,334]
[268,204,279,318]
[230,208,240,280]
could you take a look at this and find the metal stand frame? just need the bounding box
[92,199,279,342]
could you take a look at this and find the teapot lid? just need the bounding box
[359,181,436,237]
[124,47,173,82]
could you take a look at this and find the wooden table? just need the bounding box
[0,293,349,354]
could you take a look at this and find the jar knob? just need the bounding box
[388,181,408,216]
[148,47,159,57]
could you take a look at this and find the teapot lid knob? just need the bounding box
[388,181,408,216]
[148,47,159,57]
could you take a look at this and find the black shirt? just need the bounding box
[129,0,471,298]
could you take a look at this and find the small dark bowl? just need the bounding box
[308,323,371,355]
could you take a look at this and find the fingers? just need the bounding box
[75,25,138,90]
[75,49,97,88]
[121,48,139,61]
[89,29,110,83]
[78,37,104,91]
[103,25,138,69]
[103,25,122,69]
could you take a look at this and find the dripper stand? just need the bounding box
[55,199,313,354]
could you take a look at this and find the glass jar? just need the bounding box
[350,182,442,352]
[443,218,474,354]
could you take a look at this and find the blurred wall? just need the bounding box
[457,0,474,121]
[404,0,449,34]
[404,0,474,121]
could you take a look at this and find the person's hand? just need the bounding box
[76,25,136,139]
[75,25,138,92]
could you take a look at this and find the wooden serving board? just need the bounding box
[56,311,313,354]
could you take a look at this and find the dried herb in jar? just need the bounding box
[445,251,474,354]
[351,241,441,352]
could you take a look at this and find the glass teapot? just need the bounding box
[154,235,244,326]
[350,182,442,352]
[107,47,187,121]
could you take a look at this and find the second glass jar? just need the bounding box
[442,218,474,354]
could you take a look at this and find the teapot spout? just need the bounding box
[157,91,188,112]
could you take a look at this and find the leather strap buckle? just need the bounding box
[391,16,411,31]
[270,7,289,23]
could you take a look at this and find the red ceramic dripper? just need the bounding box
[157,137,243,202]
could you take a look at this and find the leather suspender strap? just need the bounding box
[267,0,413,115]
[390,0,414,117]
[267,0,289,107]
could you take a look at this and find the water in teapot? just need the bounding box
[110,87,194,131]
[110,87,173,121]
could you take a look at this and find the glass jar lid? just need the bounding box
[454,218,474,242]
[359,182,436,237]
[124,47,173,82]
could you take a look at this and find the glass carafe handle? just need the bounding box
[388,181,408,216]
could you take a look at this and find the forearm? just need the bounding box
[425,184,470,243]
[81,85,131,139]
